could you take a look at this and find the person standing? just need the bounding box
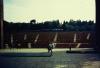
[69,45,71,52]
[48,43,53,53]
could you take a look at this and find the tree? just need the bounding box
[30,19,36,24]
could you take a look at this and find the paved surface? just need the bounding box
[0,48,100,68]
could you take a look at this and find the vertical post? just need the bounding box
[96,0,100,52]
[69,44,71,52]
[0,0,4,48]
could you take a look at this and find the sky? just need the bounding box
[4,0,95,23]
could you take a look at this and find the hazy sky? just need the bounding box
[4,0,95,23]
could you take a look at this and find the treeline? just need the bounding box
[4,19,95,32]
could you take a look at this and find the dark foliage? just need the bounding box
[4,19,95,32]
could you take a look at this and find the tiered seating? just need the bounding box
[57,32,74,43]
[26,32,38,48]
[56,43,77,48]
[88,32,96,43]
[78,43,91,48]
[75,32,95,48]
[56,32,75,48]
[76,32,89,43]
[35,32,55,48]
[4,32,12,48]
[3,31,95,48]
[12,32,26,48]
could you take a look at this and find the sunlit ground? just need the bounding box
[0,48,94,53]
[0,48,100,68]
